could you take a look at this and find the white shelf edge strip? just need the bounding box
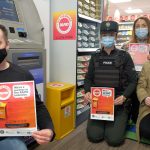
[119,22,134,25]
[78,48,98,52]
[78,14,102,23]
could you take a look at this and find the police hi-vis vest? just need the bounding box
[94,51,122,88]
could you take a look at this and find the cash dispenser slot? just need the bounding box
[12,52,42,70]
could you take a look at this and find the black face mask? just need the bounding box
[0,48,7,64]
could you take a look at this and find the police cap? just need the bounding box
[100,21,118,33]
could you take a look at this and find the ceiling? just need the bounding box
[108,0,150,17]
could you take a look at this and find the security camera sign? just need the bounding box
[53,10,76,40]
[0,81,37,136]
[91,87,114,121]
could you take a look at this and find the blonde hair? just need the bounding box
[130,17,150,43]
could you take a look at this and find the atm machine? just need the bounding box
[0,0,46,147]
[0,0,46,101]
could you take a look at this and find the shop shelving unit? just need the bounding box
[76,0,103,126]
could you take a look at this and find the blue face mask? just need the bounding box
[101,36,115,48]
[135,28,148,39]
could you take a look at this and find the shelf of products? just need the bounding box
[116,22,134,48]
[78,0,102,21]
[76,0,103,126]
[76,88,90,116]
[77,55,91,87]
[77,21,100,49]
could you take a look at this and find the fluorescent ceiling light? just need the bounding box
[125,9,143,14]
[109,0,131,3]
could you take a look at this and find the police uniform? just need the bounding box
[84,21,137,146]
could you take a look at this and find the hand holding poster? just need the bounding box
[129,43,150,71]
[91,87,114,121]
[0,81,37,136]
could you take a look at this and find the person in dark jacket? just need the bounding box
[0,24,54,150]
[84,21,137,147]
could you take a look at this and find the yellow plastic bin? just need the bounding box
[46,82,75,140]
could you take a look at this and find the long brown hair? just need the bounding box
[130,17,150,43]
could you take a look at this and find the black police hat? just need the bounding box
[100,21,118,33]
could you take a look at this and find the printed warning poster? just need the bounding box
[53,10,76,40]
[91,87,114,121]
[0,81,37,136]
[129,43,150,71]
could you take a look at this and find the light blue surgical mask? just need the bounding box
[135,28,148,39]
[101,36,115,48]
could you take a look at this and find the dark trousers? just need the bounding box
[86,106,128,146]
[130,90,139,123]
[140,113,150,139]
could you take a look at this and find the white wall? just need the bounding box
[33,0,50,82]
[50,0,77,84]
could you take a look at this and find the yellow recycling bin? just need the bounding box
[46,82,75,140]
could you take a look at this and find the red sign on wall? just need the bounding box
[53,10,76,40]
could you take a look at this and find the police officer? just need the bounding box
[84,21,137,146]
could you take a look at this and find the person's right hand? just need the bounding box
[84,92,91,103]
[145,97,150,106]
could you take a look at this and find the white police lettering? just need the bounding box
[103,61,112,65]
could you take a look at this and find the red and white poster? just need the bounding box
[91,87,114,121]
[0,81,37,136]
[53,10,76,40]
[129,43,150,71]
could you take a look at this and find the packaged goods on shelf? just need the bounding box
[82,42,89,48]
[78,22,83,28]
[77,55,91,62]
[78,29,82,34]
[83,23,89,29]
[77,88,85,98]
[82,35,88,42]
[82,30,90,36]
[78,1,83,7]
[78,42,82,48]
[77,104,85,109]
[77,74,86,80]
[89,42,95,48]
[77,98,85,103]
[77,68,88,74]
[77,62,89,68]
[90,25,96,30]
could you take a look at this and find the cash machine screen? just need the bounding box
[0,0,19,22]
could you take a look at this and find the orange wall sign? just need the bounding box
[53,10,76,40]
